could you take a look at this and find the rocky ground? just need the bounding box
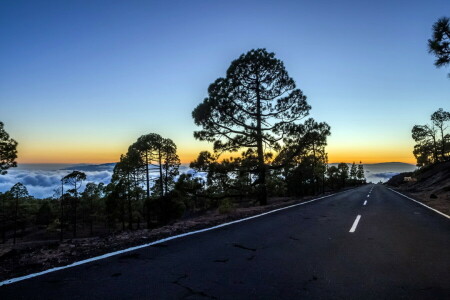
[386,161,450,216]
[0,193,336,282]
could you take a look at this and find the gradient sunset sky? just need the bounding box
[1,0,449,165]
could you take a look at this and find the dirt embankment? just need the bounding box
[386,161,450,215]
[0,190,347,282]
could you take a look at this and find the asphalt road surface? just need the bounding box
[1,184,449,299]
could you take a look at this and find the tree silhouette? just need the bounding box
[192,48,311,205]
[81,182,104,236]
[0,121,18,175]
[62,171,86,237]
[190,151,217,172]
[337,163,349,188]
[130,133,180,198]
[349,162,357,181]
[326,165,339,190]
[412,108,450,166]
[110,134,180,228]
[412,124,439,165]
[161,139,181,195]
[131,133,162,198]
[431,108,450,160]
[10,182,28,244]
[36,201,53,226]
[113,152,140,230]
[428,17,450,77]
[276,118,331,195]
[357,161,365,183]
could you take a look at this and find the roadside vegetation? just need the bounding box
[387,107,450,214]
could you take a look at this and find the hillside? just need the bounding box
[386,161,450,215]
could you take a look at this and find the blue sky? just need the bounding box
[1,0,449,164]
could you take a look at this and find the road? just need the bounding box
[1,184,449,299]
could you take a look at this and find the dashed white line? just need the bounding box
[363,200,367,206]
[349,215,361,233]
[367,195,370,198]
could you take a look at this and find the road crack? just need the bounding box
[247,254,256,261]
[232,243,256,252]
[172,274,217,299]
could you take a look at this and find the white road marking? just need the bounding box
[363,200,367,206]
[388,188,450,219]
[349,215,361,233]
[0,189,355,287]
[367,195,370,198]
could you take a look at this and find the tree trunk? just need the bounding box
[89,196,93,236]
[121,196,125,231]
[255,75,267,205]
[127,173,132,230]
[1,197,4,243]
[440,127,446,160]
[312,144,317,195]
[322,166,325,194]
[145,152,150,198]
[159,149,164,197]
[73,182,77,238]
[431,133,438,163]
[60,182,64,242]
[13,195,18,245]
[146,203,151,228]
[73,199,77,238]
[164,163,168,196]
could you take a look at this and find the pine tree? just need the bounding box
[192,49,311,205]
[349,162,357,181]
[428,17,450,77]
[62,171,86,237]
[10,183,28,244]
[0,121,18,175]
[357,161,365,184]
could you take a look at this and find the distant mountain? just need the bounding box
[361,162,417,174]
[61,163,117,172]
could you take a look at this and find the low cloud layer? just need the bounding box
[0,163,412,198]
[0,169,114,198]
[0,164,206,199]
[365,172,399,182]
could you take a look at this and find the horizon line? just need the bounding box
[15,161,416,165]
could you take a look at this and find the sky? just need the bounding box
[1,0,449,165]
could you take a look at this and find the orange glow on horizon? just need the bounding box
[327,149,416,165]
[15,136,417,166]
[17,148,416,165]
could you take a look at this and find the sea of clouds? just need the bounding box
[0,163,416,199]
[0,165,114,198]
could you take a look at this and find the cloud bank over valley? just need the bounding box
[0,163,416,198]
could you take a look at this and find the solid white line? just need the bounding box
[363,200,367,206]
[349,215,361,233]
[0,189,354,287]
[388,188,450,219]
